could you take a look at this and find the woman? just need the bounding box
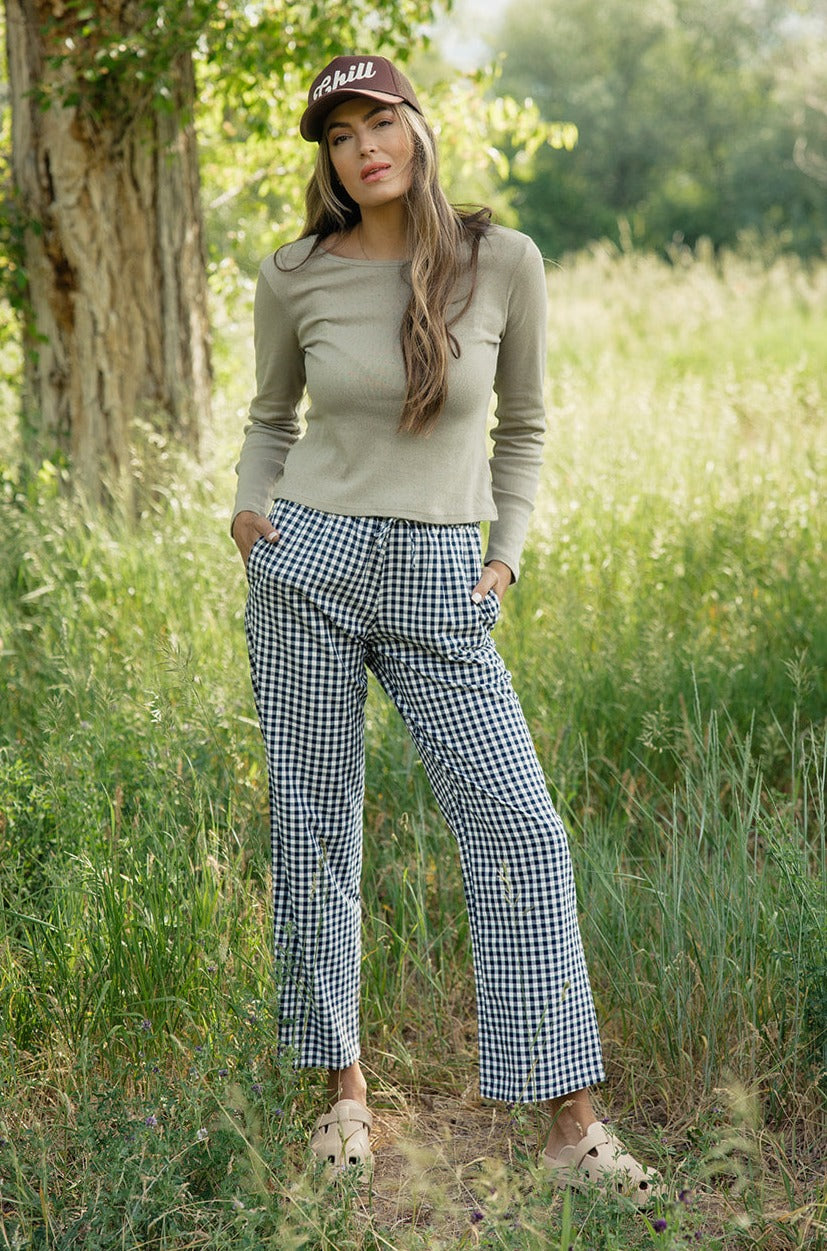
[231,53,661,1202]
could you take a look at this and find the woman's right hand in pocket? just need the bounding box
[231,510,280,569]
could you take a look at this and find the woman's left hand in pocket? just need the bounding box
[471,559,512,605]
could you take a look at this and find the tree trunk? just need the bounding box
[5,0,211,505]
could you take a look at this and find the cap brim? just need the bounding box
[300,90,405,142]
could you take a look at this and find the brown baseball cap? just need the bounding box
[300,55,423,142]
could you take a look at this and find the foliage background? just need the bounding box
[493,0,827,258]
[0,1,826,1248]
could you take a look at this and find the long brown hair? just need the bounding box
[299,103,491,436]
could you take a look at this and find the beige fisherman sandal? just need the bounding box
[542,1121,663,1207]
[310,1098,373,1171]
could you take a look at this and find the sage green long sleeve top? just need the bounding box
[232,224,548,579]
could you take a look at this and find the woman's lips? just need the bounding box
[361,163,391,182]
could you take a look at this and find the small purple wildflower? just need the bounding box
[207,965,217,974]
[217,1068,228,1078]
[470,1210,484,1224]
[144,1115,158,1128]
[678,1188,692,1204]
[274,1107,283,1117]
[653,1217,667,1233]
[140,1019,152,1033]
[251,1083,263,1096]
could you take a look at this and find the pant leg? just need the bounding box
[367,521,605,1103]
[244,501,371,1069]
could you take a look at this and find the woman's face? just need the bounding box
[325,99,414,210]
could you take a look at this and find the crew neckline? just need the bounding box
[318,246,409,266]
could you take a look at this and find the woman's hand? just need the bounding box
[471,559,512,605]
[232,510,280,568]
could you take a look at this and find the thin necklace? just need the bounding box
[356,223,370,260]
[354,222,408,261]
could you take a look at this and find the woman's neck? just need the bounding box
[352,204,409,260]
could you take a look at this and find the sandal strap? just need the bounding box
[314,1098,373,1134]
[571,1121,612,1170]
[594,1127,657,1185]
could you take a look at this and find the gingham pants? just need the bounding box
[244,500,605,1103]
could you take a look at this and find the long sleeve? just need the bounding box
[231,264,306,528]
[484,238,548,580]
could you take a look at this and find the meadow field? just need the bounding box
[0,243,825,1249]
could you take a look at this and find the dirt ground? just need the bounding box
[335,1090,826,1249]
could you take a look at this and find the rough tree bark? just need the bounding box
[5,0,211,503]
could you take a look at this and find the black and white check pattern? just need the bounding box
[244,500,605,1103]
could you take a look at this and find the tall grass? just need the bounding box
[0,244,825,1249]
